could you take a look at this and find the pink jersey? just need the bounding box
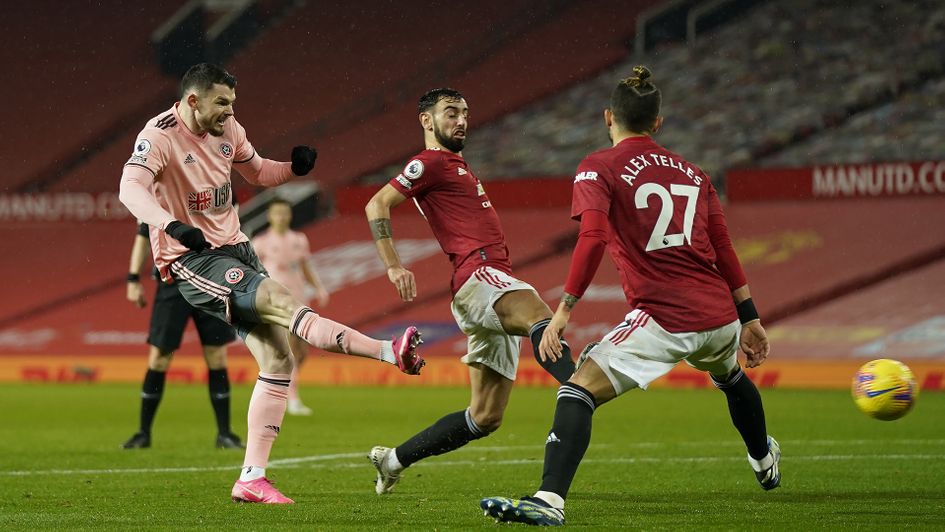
[252,229,311,301]
[120,103,293,280]
[388,148,511,295]
[571,136,737,332]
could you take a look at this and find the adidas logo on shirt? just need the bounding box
[184,154,196,164]
[457,167,467,176]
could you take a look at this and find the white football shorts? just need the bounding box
[451,266,538,381]
[587,309,740,394]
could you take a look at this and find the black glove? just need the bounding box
[165,221,210,252]
[291,145,317,176]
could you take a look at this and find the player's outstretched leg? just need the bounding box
[254,279,425,374]
[231,324,294,504]
[369,364,509,494]
[711,368,780,490]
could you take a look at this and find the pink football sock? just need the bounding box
[290,306,383,360]
[243,373,290,469]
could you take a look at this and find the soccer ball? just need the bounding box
[852,359,919,421]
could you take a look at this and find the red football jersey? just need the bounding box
[571,136,738,332]
[389,148,512,295]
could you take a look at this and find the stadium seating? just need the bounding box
[44,0,658,193]
[2,1,180,191]
[761,78,945,167]
[381,0,944,186]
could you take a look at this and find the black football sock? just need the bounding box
[207,368,232,435]
[529,319,576,384]
[713,368,769,460]
[139,369,167,434]
[539,383,596,499]
[395,409,487,468]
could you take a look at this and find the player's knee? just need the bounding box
[470,409,504,434]
[149,350,174,371]
[256,279,298,315]
[203,346,227,369]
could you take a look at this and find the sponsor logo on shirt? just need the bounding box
[184,154,196,165]
[225,268,244,284]
[129,155,148,165]
[219,142,233,159]
[574,171,598,182]
[187,182,232,214]
[395,175,412,189]
[134,139,151,156]
[404,159,424,179]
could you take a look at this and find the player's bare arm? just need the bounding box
[366,184,416,302]
[733,285,769,368]
[539,293,579,362]
[126,232,150,308]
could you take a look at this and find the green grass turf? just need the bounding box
[1,383,943,530]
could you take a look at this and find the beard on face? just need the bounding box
[197,110,225,137]
[434,124,465,153]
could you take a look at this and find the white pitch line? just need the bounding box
[4,444,944,477]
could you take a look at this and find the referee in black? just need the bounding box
[123,215,244,450]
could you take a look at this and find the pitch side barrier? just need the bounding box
[3,178,943,389]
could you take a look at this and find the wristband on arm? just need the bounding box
[736,298,760,324]
[127,273,141,282]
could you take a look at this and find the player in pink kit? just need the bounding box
[252,198,330,416]
[364,88,576,495]
[119,63,424,504]
[481,67,779,526]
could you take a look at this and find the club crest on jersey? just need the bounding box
[134,139,151,156]
[225,268,244,284]
[404,159,424,179]
[219,142,233,159]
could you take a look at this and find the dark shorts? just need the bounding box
[148,281,236,352]
[169,242,269,338]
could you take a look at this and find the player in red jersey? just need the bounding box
[119,63,424,504]
[481,66,778,526]
[364,88,577,495]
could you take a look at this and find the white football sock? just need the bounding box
[533,490,565,509]
[240,465,266,482]
[747,452,774,472]
[380,341,397,365]
[385,448,404,473]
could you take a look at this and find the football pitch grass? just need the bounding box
[2,384,943,530]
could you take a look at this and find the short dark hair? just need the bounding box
[268,197,291,209]
[418,88,464,113]
[611,65,661,133]
[180,63,237,97]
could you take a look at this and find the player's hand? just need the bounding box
[126,282,146,308]
[740,320,770,368]
[291,146,317,176]
[538,307,570,362]
[387,266,417,302]
[315,287,330,308]
[165,221,211,252]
